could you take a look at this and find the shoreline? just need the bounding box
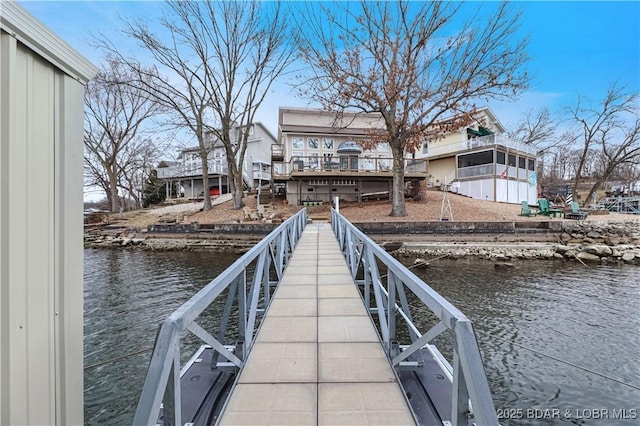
[84,219,640,264]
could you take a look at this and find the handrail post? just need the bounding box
[452,346,469,426]
[162,343,182,426]
[387,273,397,352]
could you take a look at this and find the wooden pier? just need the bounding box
[218,223,415,425]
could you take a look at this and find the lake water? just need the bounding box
[84,248,639,425]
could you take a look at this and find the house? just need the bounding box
[418,107,539,204]
[274,107,428,205]
[157,122,275,199]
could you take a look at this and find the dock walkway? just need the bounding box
[219,223,415,425]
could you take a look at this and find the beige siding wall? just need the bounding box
[281,108,384,129]
[427,157,457,186]
[1,22,89,425]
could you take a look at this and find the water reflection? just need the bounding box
[84,249,237,424]
[406,259,640,425]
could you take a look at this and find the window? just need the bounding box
[457,150,493,168]
[309,153,319,169]
[519,157,526,169]
[308,138,319,149]
[378,142,390,152]
[363,155,375,171]
[508,154,516,167]
[322,138,334,150]
[497,151,506,165]
[422,142,428,155]
[528,158,535,171]
[378,155,391,171]
[292,137,304,149]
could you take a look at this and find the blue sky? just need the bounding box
[18,0,640,136]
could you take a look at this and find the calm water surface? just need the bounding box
[84,249,639,425]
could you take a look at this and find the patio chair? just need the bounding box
[565,201,588,220]
[520,201,538,217]
[537,198,551,216]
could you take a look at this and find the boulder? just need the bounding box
[621,252,636,262]
[576,252,601,262]
[586,231,602,239]
[604,236,621,246]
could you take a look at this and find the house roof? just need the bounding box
[279,124,373,136]
[178,121,275,155]
[437,106,506,134]
[279,106,506,136]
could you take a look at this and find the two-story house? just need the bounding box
[275,106,538,206]
[419,107,538,204]
[274,107,428,205]
[158,122,275,199]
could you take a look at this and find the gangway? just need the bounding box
[133,208,498,425]
[594,196,640,215]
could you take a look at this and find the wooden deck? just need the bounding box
[218,223,416,425]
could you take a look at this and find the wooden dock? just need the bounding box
[218,223,416,425]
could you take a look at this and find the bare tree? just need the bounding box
[507,108,561,151]
[84,60,160,212]
[117,138,163,208]
[584,118,640,205]
[295,1,529,216]
[568,84,639,205]
[100,0,293,210]
[507,108,578,185]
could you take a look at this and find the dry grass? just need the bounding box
[108,190,636,229]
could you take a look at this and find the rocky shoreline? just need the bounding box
[84,220,640,264]
[395,221,640,264]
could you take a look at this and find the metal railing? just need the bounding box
[272,156,427,177]
[331,209,498,426]
[157,162,229,179]
[133,209,308,425]
[594,196,640,215]
[427,134,537,158]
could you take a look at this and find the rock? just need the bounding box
[384,242,403,252]
[553,253,565,260]
[495,262,514,269]
[599,245,613,256]
[413,258,429,268]
[582,237,594,244]
[576,252,601,262]
[560,233,572,243]
[555,245,571,255]
[583,245,612,256]
[604,236,621,246]
[621,252,635,262]
[586,231,602,239]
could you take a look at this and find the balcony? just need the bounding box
[271,144,284,160]
[427,134,537,159]
[272,156,427,179]
[157,162,229,180]
[457,163,534,180]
